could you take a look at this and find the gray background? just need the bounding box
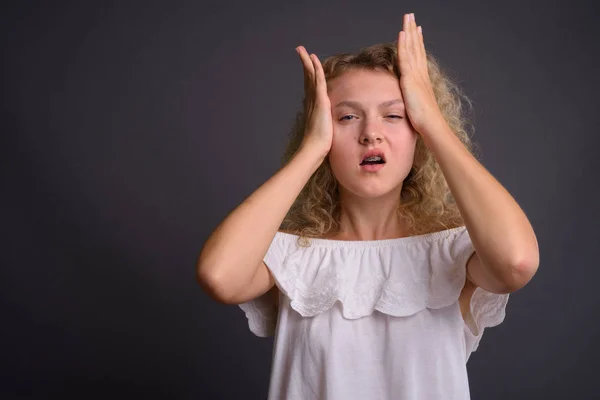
[2,0,599,398]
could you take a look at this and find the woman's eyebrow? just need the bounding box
[333,99,405,109]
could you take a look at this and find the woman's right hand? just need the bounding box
[295,46,333,160]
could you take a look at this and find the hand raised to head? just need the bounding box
[296,46,333,159]
[397,13,446,137]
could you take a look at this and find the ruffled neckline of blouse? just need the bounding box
[276,225,467,248]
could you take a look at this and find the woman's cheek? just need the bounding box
[330,127,346,154]
[331,122,343,141]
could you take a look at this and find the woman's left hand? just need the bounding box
[397,13,446,136]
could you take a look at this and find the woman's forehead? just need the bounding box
[328,70,403,105]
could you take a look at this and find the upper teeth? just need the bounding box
[365,156,382,161]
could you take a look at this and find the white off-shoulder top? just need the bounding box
[238,226,509,400]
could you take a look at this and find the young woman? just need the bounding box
[197,12,539,399]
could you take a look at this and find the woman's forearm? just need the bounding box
[421,119,539,288]
[196,146,324,300]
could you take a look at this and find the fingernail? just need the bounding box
[411,13,415,21]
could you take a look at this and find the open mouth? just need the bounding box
[359,155,386,166]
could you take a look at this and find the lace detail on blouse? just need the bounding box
[238,225,509,356]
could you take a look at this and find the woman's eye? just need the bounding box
[339,115,403,121]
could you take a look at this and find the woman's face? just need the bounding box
[326,68,418,199]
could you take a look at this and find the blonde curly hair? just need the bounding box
[279,41,479,244]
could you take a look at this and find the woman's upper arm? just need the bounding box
[224,260,276,305]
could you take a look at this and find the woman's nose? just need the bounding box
[359,121,382,143]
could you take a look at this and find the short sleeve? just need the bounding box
[463,287,510,358]
[452,226,510,359]
[237,232,290,337]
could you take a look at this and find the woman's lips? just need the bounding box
[360,163,385,172]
